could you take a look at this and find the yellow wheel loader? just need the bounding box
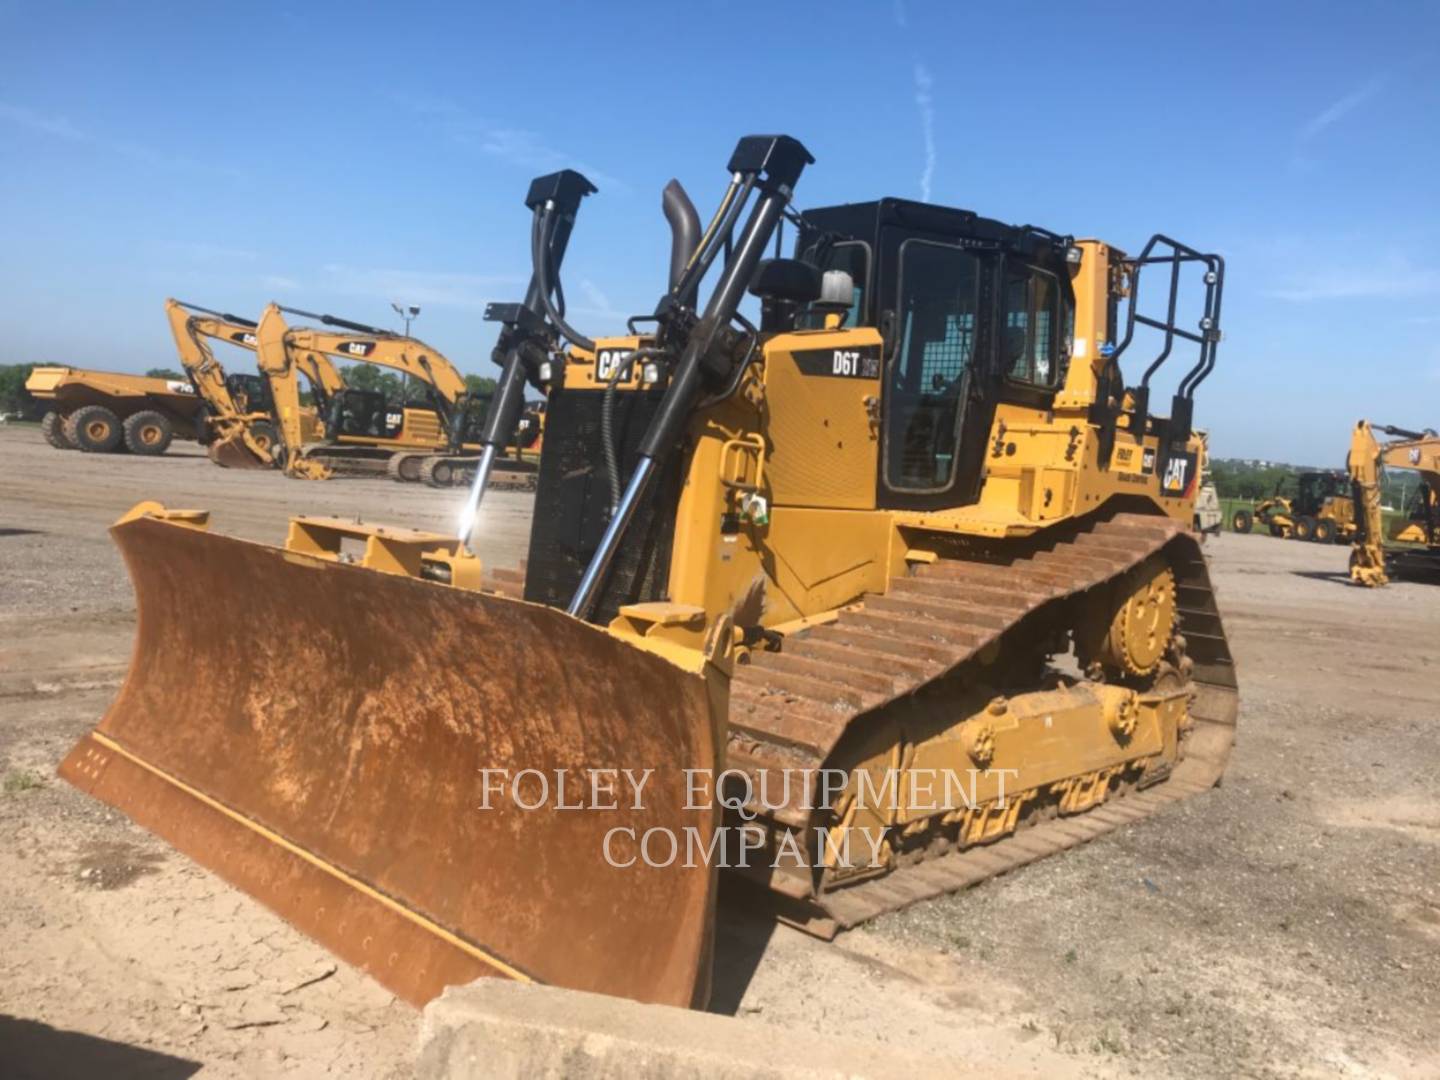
[26,365,206,454]
[60,136,1237,1011]
[1347,420,1440,585]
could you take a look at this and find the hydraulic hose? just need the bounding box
[532,206,594,352]
[599,346,665,518]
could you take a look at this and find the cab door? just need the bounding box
[877,236,993,510]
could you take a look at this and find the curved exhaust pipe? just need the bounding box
[662,179,701,304]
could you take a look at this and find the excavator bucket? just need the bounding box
[205,428,272,469]
[60,509,722,1008]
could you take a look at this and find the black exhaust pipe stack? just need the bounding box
[662,179,701,305]
[567,135,813,619]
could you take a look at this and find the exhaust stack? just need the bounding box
[662,179,701,304]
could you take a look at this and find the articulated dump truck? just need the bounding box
[61,136,1238,1010]
[26,365,205,454]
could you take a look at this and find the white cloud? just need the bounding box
[913,63,935,202]
[391,94,624,191]
[0,103,86,140]
[262,274,301,291]
[577,278,618,317]
[1266,256,1440,302]
[319,264,526,309]
[175,243,258,262]
[0,100,240,178]
[1298,76,1384,141]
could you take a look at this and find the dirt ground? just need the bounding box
[1,423,1436,1078]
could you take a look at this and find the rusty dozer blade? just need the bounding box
[60,511,722,1008]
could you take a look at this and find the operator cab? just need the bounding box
[1294,470,1346,515]
[225,373,274,415]
[325,388,413,440]
[791,200,1075,510]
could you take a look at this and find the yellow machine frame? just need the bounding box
[253,303,475,479]
[1347,419,1440,586]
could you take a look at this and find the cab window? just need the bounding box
[1002,264,1062,388]
[883,239,982,492]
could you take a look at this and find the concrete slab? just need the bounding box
[417,979,988,1079]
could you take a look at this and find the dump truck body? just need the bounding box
[27,365,204,454]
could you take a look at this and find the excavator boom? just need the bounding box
[1347,420,1440,585]
[254,305,482,479]
[164,299,281,468]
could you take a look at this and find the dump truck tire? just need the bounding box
[248,421,279,459]
[41,410,74,450]
[1314,518,1337,544]
[192,405,214,446]
[1293,516,1317,542]
[67,405,123,453]
[123,411,174,455]
[1231,508,1252,534]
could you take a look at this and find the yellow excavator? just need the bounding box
[252,305,536,484]
[60,137,1236,1011]
[164,299,284,467]
[1346,420,1440,585]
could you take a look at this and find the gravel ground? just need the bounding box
[1,424,1436,1078]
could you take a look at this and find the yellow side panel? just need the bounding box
[24,366,70,397]
[762,329,882,511]
[760,507,893,623]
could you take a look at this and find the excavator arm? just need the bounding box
[165,298,259,418]
[280,310,470,410]
[165,299,286,468]
[253,304,338,478]
[1347,420,1440,586]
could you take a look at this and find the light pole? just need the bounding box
[391,302,421,337]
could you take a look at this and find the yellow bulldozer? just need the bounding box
[1347,420,1440,585]
[60,136,1237,1010]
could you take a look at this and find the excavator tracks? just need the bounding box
[385,452,540,490]
[724,510,1237,936]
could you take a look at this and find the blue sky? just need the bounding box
[1,1,1437,463]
